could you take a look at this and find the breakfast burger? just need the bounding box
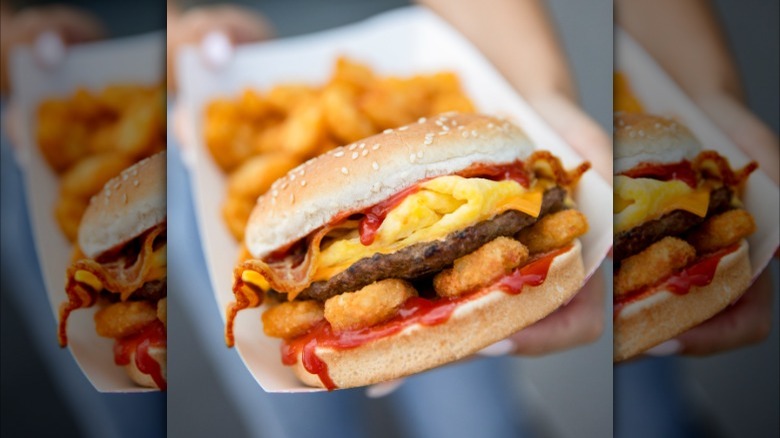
[613,113,757,362]
[226,113,591,389]
[58,152,167,390]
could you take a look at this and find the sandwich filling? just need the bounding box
[59,222,168,389]
[226,152,590,350]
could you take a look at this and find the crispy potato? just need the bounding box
[330,57,376,92]
[114,98,164,159]
[266,84,318,115]
[54,195,89,243]
[324,279,417,332]
[686,209,756,254]
[434,237,529,298]
[262,300,324,339]
[430,92,476,115]
[157,298,167,328]
[238,89,273,120]
[516,210,589,254]
[222,195,256,241]
[322,84,375,143]
[279,98,327,158]
[615,236,696,296]
[60,153,134,198]
[226,153,300,199]
[94,301,158,339]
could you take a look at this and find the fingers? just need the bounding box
[674,269,774,356]
[167,5,274,90]
[506,265,606,356]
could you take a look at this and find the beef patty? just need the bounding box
[294,187,566,301]
[613,186,732,263]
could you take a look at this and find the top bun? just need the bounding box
[613,112,701,174]
[245,113,535,258]
[78,152,166,258]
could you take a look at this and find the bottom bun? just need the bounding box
[291,240,584,389]
[613,239,751,362]
[125,346,167,389]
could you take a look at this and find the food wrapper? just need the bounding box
[177,7,612,392]
[615,28,779,284]
[10,32,164,392]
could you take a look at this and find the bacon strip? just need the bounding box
[58,224,165,347]
[526,151,590,189]
[692,151,757,188]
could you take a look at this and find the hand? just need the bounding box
[167,3,273,91]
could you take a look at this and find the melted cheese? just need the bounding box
[314,175,543,281]
[614,176,710,233]
[75,270,103,291]
[242,269,270,290]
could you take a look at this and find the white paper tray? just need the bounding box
[615,27,779,283]
[10,32,164,392]
[177,6,612,392]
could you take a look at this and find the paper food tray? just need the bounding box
[177,6,612,392]
[615,27,779,284]
[10,32,164,392]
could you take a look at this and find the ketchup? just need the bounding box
[281,246,568,390]
[356,161,530,246]
[619,160,698,188]
[114,320,167,390]
[613,243,739,318]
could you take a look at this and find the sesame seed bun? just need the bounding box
[290,240,584,389]
[78,152,166,259]
[245,113,534,258]
[613,113,701,174]
[613,239,751,362]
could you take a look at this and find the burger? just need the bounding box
[58,152,167,390]
[613,113,757,362]
[225,113,591,389]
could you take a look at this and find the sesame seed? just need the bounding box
[471,130,478,137]
[349,144,358,151]
[629,131,636,138]
[638,130,645,137]
[398,126,408,131]
[439,132,448,136]
[334,150,345,157]
[361,149,368,157]
[301,180,307,186]
[458,125,465,130]
[383,129,393,134]
[271,197,276,205]
[281,182,288,189]
[418,117,426,123]
[272,190,278,197]
[451,120,457,126]
[341,167,349,175]
[372,161,379,170]
[290,194,295,203]
[122,173,128,181]
[106,189,111,196]
[359,143,366,149]
[122,194,128,204]
[290,174,296,181]
[424,138,433,145]
[352,152,359,159]
[442,125,449,131]
[417,151,424,158]
[462,131,469,138]
[133,180,139,187]
[654,123,661,129]
[487,123,495,129]
[372,144,381,150]
[409,153,416,163]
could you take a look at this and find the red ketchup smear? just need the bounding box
[281,245,568,390]
[357,162,530,246]
[613,243,739,318]
[619,160,698,188]
[114,320,167,390]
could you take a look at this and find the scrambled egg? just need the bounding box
[614,176,709,233]
[314,175,543,281]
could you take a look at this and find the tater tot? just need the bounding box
[222,195,256,241]
[324,279,417,332]
[114,99,164,159]
[54,195,89,242]
[434,237,529,298]
[516,210,589,254]
[262,300,324,339]
[615,236,696,296]
[60,153,134,198]
[279,99,326,158]
[266,84,318,115]
[322,84,375,143]
[686,209,756,254]
[226,154,300,199]
[95,301,158,339]
[157,298,167,328]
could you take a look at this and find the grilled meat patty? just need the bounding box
[613,186,732,263]
[294,187,566,301]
